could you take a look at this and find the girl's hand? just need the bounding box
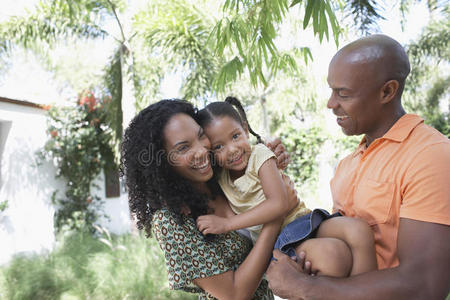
[197,214,230,235]
[266,138,290,170]
[281,174,300,214]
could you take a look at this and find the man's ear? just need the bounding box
[380,80,399,104]
[242,122,250,138]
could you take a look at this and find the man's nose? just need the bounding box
[327,93,337,109]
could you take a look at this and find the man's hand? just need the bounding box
[267,250,314,299]
[196,214,230,235]
[266,137,290,170]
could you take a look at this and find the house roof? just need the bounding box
[0,96,50,110]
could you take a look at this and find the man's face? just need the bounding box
[326,53,385,139]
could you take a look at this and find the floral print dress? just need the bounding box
[152,208,274,300]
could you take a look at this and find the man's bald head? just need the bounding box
[331,34,410,100]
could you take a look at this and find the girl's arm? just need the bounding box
[193,217,283,300]
[227,157,289,230]
[197,157,294,234]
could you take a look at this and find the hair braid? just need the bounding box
[224,97,264,144]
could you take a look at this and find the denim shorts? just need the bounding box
[273,209,341,258]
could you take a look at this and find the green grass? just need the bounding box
[0,230,196,300]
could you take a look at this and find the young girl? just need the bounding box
[196,97,377,277]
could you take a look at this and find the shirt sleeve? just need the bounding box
[152,210,234,293]
[399,142,450,225]
[249,144,276,176]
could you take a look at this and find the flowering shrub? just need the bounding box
[37,91,117,232]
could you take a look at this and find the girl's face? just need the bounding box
[163,113,213,183]
[203,116,251,176]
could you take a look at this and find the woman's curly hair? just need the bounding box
[120,99,211,237]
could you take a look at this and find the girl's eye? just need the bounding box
[232,133,240,139]
[213,144,222,151]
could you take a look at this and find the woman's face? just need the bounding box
[163,113,213,183]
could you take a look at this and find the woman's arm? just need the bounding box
[193,217,283,300]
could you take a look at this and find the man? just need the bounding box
[266,34,450,299]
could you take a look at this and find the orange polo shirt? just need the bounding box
[331,114,450,269]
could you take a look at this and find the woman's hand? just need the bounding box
[281,174,300,214]
[266,137,290,170]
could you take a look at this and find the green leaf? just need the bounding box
[324,1,339,46]
[290,0,302,8]
[303,0,315,29]
[319,1,328,42]
[312,0,320,34]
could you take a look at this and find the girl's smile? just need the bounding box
[203,116,252,178]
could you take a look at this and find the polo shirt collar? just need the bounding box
[352,114,424,157]
[382,114,424,142]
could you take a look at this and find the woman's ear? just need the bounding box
[380,79,400,104]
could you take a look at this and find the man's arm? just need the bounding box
[267,218,450,300]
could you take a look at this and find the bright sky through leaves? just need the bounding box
[0,0,430,104]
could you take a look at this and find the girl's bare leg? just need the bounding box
[295,237,352,277]
[316,216,377,275]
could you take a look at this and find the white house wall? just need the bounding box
[0,101,131,265]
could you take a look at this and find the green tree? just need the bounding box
[138,0,342,101]
[0,0,135,162]
[133,0,221,107]
[403,3,449,137]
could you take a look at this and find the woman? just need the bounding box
[120,99,295,299]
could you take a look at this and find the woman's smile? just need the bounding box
[191,160,212,174]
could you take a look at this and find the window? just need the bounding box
[0,121,12,189]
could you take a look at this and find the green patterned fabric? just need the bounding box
[152,208,274,300]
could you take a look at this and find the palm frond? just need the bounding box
[135,0,218,102]
[0,1,109,52]
[211,0,340,89]
[344,0,384,35]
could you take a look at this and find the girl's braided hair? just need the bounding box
[196,96,263,144]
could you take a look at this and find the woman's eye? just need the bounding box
[177,145,188,152]
[232,133,240,139]
[213,145,222,151]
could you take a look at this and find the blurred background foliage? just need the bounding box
[0,227,195,299]
[0,0,448,298]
